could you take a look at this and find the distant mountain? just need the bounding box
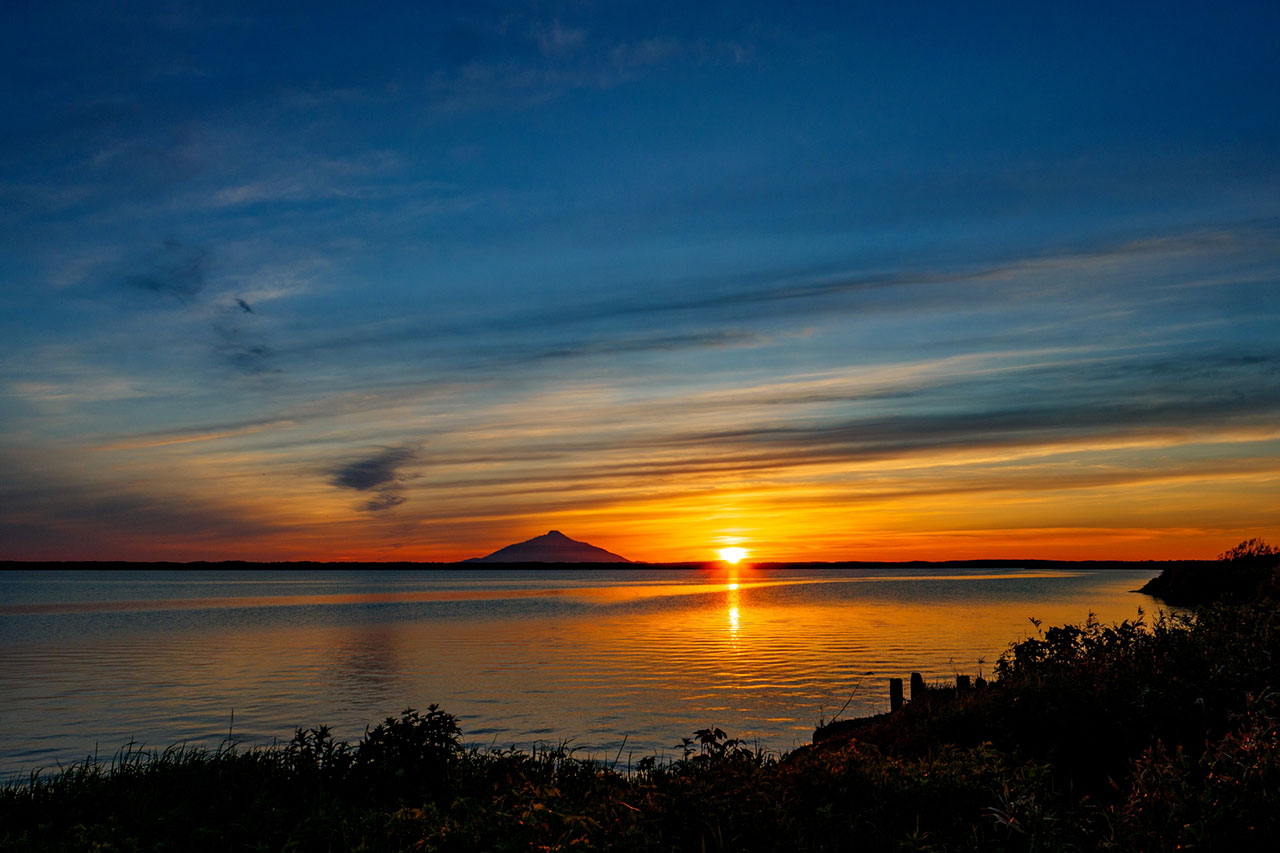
[469,530,630,563]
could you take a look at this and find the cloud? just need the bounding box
[521,329,762,363]
[330,446,418,491]
[273,320,764,379]
[361,492,408,512]
[219,342,277,375]
[330,445,419,513]
[275,226,1269,372]
[122,239,207,301]
[557,230,1255,326]
[661,347,1280,459]
[211,319,279,376]
[93,240,290,380]
[351,344,1280,509]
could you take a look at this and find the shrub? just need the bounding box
[355,705,461,801]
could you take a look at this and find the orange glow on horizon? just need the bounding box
[6,337,1276,567]
[9,414,1278,563]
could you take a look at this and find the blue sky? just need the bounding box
[2,1,1279,561]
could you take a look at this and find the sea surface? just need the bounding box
[0,567,1164,776]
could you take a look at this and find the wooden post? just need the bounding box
[956,675,971,695]
[975,676,987,689]
[910,672,925,702]
[889,677,904,712]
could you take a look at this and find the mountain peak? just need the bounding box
[469,530,630,563]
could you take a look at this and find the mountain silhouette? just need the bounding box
[469,530,630,563]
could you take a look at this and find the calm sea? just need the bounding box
[0,567,1162,776]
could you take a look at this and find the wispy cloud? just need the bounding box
[361,492,408,512]
[121,239,207,302]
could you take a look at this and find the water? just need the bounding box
[0,567,1162,776]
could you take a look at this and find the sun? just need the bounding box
[718,547,748,564]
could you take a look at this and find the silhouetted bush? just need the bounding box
[354,705,461,802]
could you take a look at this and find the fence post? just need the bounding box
[956,675,971,695]
[910,672,925,702]
[889,677,904,712]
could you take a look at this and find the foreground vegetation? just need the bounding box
[4,551,1280,851]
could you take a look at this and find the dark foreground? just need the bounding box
[4,593,1279,851]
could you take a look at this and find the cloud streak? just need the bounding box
[122,239,207,302]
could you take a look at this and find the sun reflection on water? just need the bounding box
[727,583,741,639]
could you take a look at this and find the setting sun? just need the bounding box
[718,547,748,564]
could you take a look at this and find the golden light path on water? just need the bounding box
[0,567,1164,775]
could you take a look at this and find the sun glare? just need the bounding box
[718,546,748,564]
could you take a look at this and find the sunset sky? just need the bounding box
[2,1,1279,562]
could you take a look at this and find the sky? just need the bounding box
[2,1,1279,562]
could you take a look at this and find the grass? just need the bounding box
[5,559,1280,850]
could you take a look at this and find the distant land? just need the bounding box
[467,530,630,563]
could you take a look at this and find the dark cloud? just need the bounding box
[236,297,254,314]
[361,492,407,512]
[330,446,418,491]
[123,238,207,301]
[331,446,418,513]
